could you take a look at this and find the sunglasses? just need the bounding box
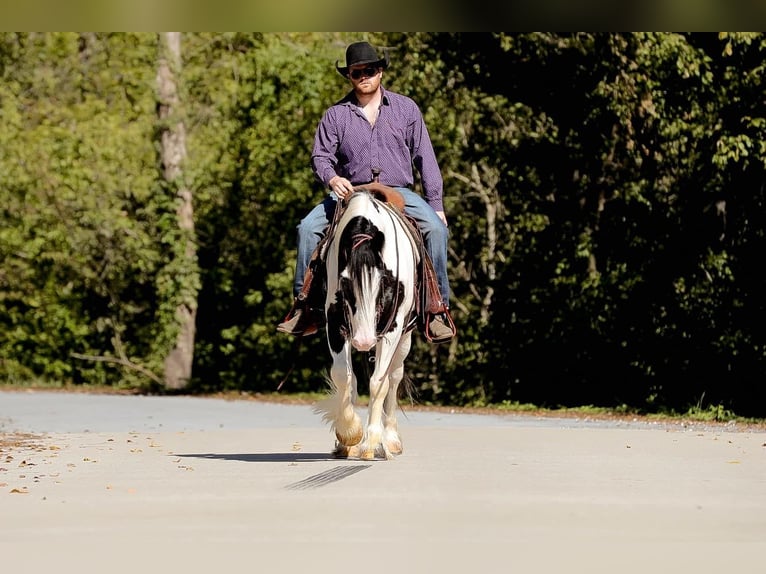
[349,66,379,80]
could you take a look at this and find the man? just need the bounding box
[278,41,455,343]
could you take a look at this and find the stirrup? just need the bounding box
[424,308,456,343]
[277,298,321,337]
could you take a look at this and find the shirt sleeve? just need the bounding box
[311,108,340,187]
[409,107,444,212]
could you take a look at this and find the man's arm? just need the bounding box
[311,110,340,187]
[409,110,445,213]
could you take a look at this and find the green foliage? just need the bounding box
[1,33,765,417]
[0,33,160,385]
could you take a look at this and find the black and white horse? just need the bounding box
[314,188,419,460]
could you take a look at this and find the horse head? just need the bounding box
[326,190,415,352]
[336,214,397,351]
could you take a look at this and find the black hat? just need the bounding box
[335,41,389,78]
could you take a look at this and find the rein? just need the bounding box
[378,200,402,338]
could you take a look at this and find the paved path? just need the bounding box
[1,390,764,573]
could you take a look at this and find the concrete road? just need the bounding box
[1,390,764,574]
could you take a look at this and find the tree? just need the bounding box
[156,32,198,390]
[2,33,765,417]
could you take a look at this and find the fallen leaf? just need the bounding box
[10,487,28,494]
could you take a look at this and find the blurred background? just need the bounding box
[1,32,764,417]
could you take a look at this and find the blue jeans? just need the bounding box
[293,187,451,307]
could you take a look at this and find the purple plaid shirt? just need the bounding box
[311,86,444,212]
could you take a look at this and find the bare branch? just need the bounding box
[70,352,164,386]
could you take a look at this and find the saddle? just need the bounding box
[359,181,406,212]
[300,182,454,342]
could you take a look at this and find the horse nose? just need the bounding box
[351,335,376,352]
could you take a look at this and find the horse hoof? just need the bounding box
[334,444,365,459]
[384,438,403,455]
[333,444,350,458]
[336,429,363,447]
[360,449,376,460]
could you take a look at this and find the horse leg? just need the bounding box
[314,343,363,457]
[361,369,390,460]
[382,331,412,456]
[381,374,402,456]
[359,334,406,460]
[331,345,363,452]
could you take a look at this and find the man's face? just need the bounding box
[349,65,382,95]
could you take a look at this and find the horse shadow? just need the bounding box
[173,452,337,463]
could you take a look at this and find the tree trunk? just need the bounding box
[157,32,197,390]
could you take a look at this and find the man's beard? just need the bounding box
[355,79,380,95]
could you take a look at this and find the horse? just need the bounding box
[313,187,419,460]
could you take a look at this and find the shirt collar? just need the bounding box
[342,85,389,107]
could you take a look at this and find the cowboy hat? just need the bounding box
[335,41,389,78]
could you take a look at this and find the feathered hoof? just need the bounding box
[333,444,349,458]
[383,431,403,456]
[335,428,363,447]
[333,443,361,459]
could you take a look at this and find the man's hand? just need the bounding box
[329,176,354,200]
